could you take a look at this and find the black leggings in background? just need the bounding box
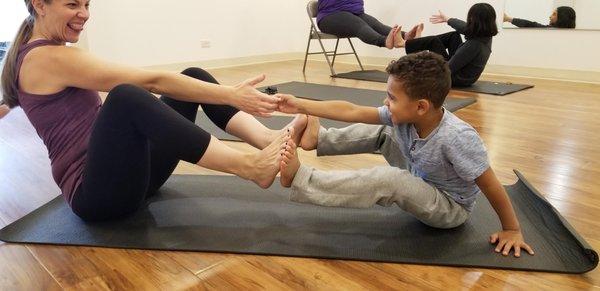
[318,11,393,47]
[71,67,239,222]
[405,31,463,61]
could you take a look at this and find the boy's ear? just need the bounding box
[417,99,431,115]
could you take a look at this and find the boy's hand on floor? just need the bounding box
[489,230,535,257]
[276,94,302,114]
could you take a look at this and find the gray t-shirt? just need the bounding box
[378,106,490,211]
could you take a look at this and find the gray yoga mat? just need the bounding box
[0,171,596,273]
[195,82,476,142]
[333,70,534,96]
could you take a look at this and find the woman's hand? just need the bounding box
[276,93,303,114]
[430,10,450,24]
[503,13,513,23]
[232,74,280,117]
[489,230,535,257]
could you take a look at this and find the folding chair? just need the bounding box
[302,0,364,76]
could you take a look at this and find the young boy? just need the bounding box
[276,51,534,258]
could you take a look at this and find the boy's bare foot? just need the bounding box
[393,26,405,48]
[250,128,292,188]
[299,116,320,151]
[385,25,399,49]
[416,23,424,38]
[405,25,419,40]
[280,140,301,188]
[266,114,307,147]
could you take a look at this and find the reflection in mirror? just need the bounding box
[504,0,600,30]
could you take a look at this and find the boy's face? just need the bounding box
[384,77,430,124]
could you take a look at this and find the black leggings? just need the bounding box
[318,12,393,47]
[71,67,239,221]
[405,31,463,61]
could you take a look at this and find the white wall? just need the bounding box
[576,0,600,30]
[0,2,29,41]
[85,0,307,67]
[83,0,600,76]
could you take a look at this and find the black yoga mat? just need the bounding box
[195,82,476,142]
[455,81,534,96]
[0,171,596,273]
[333,70,534,96]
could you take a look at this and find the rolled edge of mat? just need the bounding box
[513,169,599,273]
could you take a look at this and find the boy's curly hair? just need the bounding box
[386,51,451,108]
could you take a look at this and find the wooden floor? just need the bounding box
[1,60,599,290]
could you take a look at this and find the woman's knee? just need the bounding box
[181,67,218,84]
[105,84,154,110]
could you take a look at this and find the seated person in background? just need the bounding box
[504,6,576,29]
[276,51,535,258]
[317,0,423,49]
[395,3,498,87]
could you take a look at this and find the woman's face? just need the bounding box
[549,9,558,25]
[36,0,90,43]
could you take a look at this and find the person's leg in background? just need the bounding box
[404,35,450,60]
[435,31,464,58]
[318,11,396,49]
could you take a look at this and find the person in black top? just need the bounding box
[395,3,497,87]
[504,6,576,29]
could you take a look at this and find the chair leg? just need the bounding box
[348,38,364,71]
[331,38,340,67]
[317,35,336,76]
[302,29,313,73]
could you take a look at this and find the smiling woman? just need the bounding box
[0,0,307,221]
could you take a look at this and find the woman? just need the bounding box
[0,0,308,221]
[317,0,423,49]
[504,6,576,29]
[395,3,498,87]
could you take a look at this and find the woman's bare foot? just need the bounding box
[416,23,424,38]
[405,25,419,41]
[385,25,399,49]
[266,114,307,148]
[249,128,292,188]
[299,116,320,151]
[394,26,405,48]
[280,140,301,188]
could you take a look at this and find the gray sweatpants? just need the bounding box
[290,124,469,229]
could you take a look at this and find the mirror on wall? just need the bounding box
[503,0,600,30]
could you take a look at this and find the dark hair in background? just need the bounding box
[386,51,451,109]
[554,6,576,28]
[464,3,498,39]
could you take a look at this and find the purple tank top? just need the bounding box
[16,39,101,205]
[317,0,365,24]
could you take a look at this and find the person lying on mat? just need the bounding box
[394,3,497,87]
[0,0,309,222]
[275,52,535,257]
[317,0,424,50]
[503,7,576,29]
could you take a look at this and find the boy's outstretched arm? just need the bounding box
[476,168,535,257]
[276,93,382,124]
